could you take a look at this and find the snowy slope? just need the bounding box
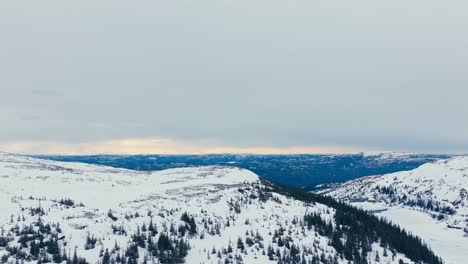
[0,152,432,264]
[321,157,468,264]
[359,151,438,163]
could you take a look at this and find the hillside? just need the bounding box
[321,157,468,264]
[0,152,441,264]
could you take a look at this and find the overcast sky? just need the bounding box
[1,0,467,154]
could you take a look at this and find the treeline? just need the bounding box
[262,180,443,264]
[103,213,193,264]
[378,186,456,215]
[0,218,88,264]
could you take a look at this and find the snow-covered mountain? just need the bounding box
[0,152,441,264]
[359,151,443,163]
[321,157,468,264]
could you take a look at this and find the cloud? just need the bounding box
[20,115,41,121]
[31,89,57,96]
[0,138,360,155]
[1,1,468,153]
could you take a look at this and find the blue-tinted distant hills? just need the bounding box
[33,152,453,189]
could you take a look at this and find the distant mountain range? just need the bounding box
[320,156,468,264]
[33,152,453,189]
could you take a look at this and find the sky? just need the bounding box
[1,0,467,155]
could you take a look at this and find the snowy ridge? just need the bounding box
[358,151,446,164]
[321,157,468,264]
[0,153,432,264]
[0,151,258,219]
[360,151,416,158]
[321,157,468,209]
[0,152,257,208]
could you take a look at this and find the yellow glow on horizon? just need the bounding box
[0,138,361,155]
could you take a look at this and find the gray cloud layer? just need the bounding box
[1,0,467,153]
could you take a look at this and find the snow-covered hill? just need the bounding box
[0,152,440,264]
[359,151,443,163]
[321,157,468,264]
